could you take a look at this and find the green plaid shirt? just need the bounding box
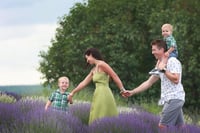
[164,35,178,57]
[49,89,70,111]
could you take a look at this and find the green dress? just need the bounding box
[89,72,118,124]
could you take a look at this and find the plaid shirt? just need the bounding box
[49,89,70,111]
[163,35,178,57]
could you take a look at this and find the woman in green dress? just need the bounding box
[68,48,126,124]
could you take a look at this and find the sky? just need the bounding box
[0,0,83,85]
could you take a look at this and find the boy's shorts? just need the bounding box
[159,99,184,126]
[169,51,178,58]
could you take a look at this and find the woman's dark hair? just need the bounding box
[84,48,104,60]
[84,48,104,67]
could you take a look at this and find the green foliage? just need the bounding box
[72,87,93,102]
[41,87,52,97]
[184,107,200,125]
[140,101,162,115]
[0,94,16,103]
[39,0,200,108]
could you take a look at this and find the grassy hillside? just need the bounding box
[0,85,45,96]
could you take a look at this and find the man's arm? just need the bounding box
[164,70,180,84]
[127,75,159,97]
[158,61,180,84]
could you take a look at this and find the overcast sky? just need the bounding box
[0,0,83,85]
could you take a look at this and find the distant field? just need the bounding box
[0,85,45,96]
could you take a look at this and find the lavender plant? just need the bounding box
[3,91,22,101]
[0,94,200,133]
[69,102,90,125]
[0,99,87,133]
[0,93,16,103]
[89,112,158,133]
[0,91,21,103]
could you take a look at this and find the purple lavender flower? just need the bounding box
[0,91,22,101]
[0,100,88,133]
[1,99,200,133]
[89,112,157,133]
[69,102,90,125]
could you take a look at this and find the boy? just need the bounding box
[149,23,178,75]
[45,76,72,112]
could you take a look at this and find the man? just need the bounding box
[124,39,185,128]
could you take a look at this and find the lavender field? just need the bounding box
[1,94,200,133]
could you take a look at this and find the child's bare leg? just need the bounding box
[155,60,160,68]
[161,56,168,66]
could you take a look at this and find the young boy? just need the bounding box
[149,23,178,75]
[45,76,72,112]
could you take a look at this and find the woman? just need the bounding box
[68,48,126,124]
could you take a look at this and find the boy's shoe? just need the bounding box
[149,68,160,75]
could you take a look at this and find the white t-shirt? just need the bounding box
[158,57,185,105]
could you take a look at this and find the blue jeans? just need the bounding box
[169,51,178,58]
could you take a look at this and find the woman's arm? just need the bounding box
[98,61,125,92]
[70,70,93,96]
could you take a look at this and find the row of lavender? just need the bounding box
[0,97,200,133]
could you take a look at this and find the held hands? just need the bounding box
[67,93,73,104]
[120,89,136,98]
[120,87,128,98]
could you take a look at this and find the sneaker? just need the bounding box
[149,68,160,75]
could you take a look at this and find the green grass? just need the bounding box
[140,101,162,115]
[0,93,16,103]
[72,87,93,102]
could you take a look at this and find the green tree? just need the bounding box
[39,0,200,107]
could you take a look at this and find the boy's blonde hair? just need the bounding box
[58,76,69,83]
[161,23,173,32]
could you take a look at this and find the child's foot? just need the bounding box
[149,68,160,75]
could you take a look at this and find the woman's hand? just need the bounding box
[121,90,131,98]
[121,90,136,98]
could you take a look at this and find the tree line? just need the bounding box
[39,0,200,108]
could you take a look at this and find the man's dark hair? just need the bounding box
[151,39,167,52]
